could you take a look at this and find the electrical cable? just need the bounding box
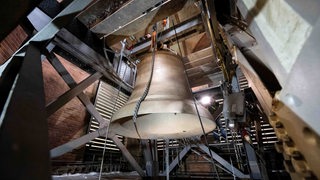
[230,156,236,180]
[172,19,221,180]
[193,97,221,180]
[102,36,114,69]
[131,26,158,140]
[231,130,242,170]
[98,50,130,180]
[98,83,123,179]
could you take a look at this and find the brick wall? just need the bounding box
[0,25,28,65]
[42,54,98,161]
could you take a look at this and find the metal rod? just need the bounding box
[173,11,220,178]
[172,19,183,57]
[230,156,236,180]
[190,149,230,174]
[46,71,102,116]
[0,44,50,179]
[130,15,202,54]
[161,145,191,175]
[198,144,250,179]
[54,31,133,92]
[45,51,107,126]
[165,139,170,180]
[0,57,23,114]
[4,0,95,65]
[98,62,129,180]
[116,39,126,75]
[243,141,262,179]
[111,134,145,177]
[131,35,157,139]
[50,127,107,158]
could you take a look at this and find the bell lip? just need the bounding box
[111,99,213,122]
[109,112,217,139]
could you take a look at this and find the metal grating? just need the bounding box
[85,81,129,153]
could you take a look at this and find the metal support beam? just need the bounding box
[46,71,102,117]
[46,52,106,126]
[142,139,159,177]
[1,0,95,78]
[3,0,95,65]
[50,127,107,158]
[190,149,231,175]
[0,57,23,114]
[243,141,262,179]
[165,139,170,180]
[56,29,112,70]
[69,130,144,177]
[198,144,250,179]
[0,44,50,180]
[198,0,219,60]
[130,15,203,54]
[111,134,145,177]
[161,145,191,175]
[54,29,133,93]
[1,0,97,85]
[254,118,269,180]
[0,1,97,179]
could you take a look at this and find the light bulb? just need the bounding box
[200,96,211,105]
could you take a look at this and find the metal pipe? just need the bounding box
[166,139,170,180]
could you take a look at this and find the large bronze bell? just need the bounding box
[110,50,216,139]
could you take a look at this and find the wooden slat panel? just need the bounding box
[86,81,129,152]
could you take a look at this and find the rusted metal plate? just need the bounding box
[89,0,164,35]
[77,0,130,28]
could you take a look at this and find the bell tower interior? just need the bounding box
[0,0,319,179]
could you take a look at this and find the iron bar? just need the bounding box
[56,29,111,70]
[142,139,159,176]
[53,31,132,92]
[0,44,50,179]
[5,0,95,64]
[0,56,23,114]
[165,139,170,180]
[231,130,243,170]
[243,141,262,179]
[161,145,191,175]
[46,71,102,117]
[175,10,220,178]
[198,144,250,179]
[130,15,203,54]
[190,149,231,175]
[111,134,145,177]
[46,52,106,126]
[50,127,107,158]
[98,64,129,179]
